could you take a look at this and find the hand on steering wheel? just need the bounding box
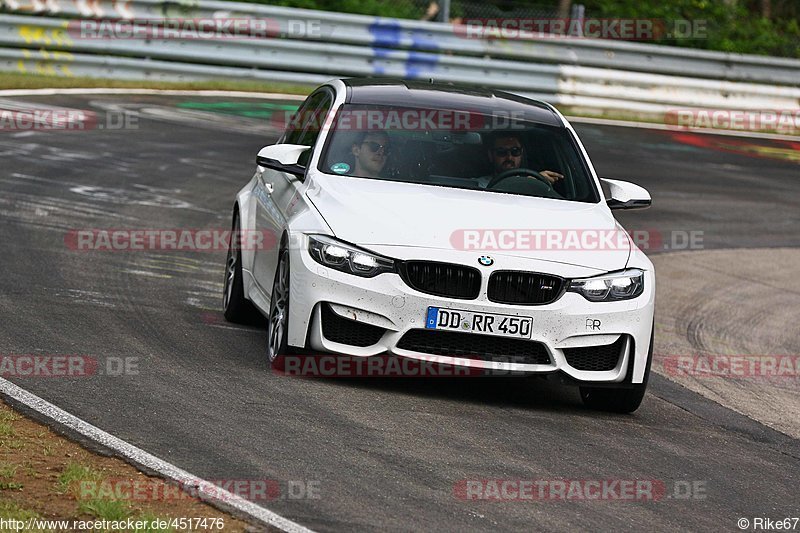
[487,168,554,190]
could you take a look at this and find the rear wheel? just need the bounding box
[579,325,654,413]
[223,212,260,324]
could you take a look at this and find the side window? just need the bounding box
[282,91,326,145]
[297,95,332,149]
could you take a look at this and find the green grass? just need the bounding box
[21,460,36,477]
[0,409,204,530]
[0,440,24,450]
[77,498,131,521]
[0,464,18,480]
[0,411,20,423]
[40,440,63,456]
[0,422,15,437]
[0,501,40,520]
[0,463,23,490]
[56,462,103,495]
[56,462,144,522]
[0,71,311,95]
[59,462,135,521]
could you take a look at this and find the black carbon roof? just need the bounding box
[342,78,562,127]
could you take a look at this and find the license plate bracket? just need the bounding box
[425,307,533,339]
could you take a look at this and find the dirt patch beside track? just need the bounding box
[0,399,255,530]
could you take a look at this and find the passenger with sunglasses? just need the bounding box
[479,134,564,188]
[351,131,391,178]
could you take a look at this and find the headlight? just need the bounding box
[308,235,395,278]
[567,269,644,302]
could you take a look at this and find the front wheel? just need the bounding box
[267,245,291,368]
[579,326,654,413]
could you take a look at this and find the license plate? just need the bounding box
[425,307,533,339]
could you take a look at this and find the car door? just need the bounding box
[252,88,333,298]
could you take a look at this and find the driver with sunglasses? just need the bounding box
[351,131,391,178]
[479,134,564,188]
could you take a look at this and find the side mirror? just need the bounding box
[256,144,311,177]
[600,178,651,210]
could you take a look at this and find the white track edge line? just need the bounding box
[0,377,316,533]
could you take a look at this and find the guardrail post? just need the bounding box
[439,0,450,23]
[570,3,585,37]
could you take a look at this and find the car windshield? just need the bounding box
[318,104,600,203]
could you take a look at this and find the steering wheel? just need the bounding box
[487,168,553,190]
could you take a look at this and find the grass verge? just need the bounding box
[0,71,311,95]
[2,72,796,137]
[0,399,255,531]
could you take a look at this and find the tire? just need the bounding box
[266,242,292,368]
[223,212,261,324]
[579,324,654,413]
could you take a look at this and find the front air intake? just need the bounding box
[399,261,481,299]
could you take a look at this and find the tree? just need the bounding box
[760,0,772,18]
[558,0,572,19]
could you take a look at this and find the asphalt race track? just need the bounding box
[1,94,799,531]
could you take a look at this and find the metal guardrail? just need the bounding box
[0,14,565,93]
[0,0,798,115]
[0,46,331,83]
[4,0,800,85]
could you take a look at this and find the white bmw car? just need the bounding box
[223,78,655,412]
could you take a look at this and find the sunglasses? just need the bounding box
[493,147,523,157]
[362,141,391,155]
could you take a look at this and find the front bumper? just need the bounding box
[287,242,655,384]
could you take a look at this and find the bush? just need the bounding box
[218,0,799,58]
[579,0,800,57]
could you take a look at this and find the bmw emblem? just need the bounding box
[478,256,494,266]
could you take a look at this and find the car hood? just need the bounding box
[305,174,630,272]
